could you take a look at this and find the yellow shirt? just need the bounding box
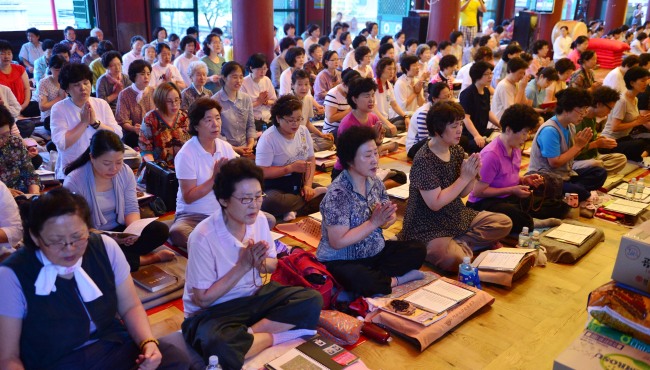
[460,0,480,27]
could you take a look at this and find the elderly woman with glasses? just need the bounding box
[139,82,190,166]
[255,95,326,221]
[0,188,189,369]
[181,158,322,370]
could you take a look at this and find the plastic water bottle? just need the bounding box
[261,122,267,131]
[628,178,637,199]
[518,226,530,248]
[458,256,479,287]
[206,355,222,370]
[638,177,645,195]
[530,230,541,249]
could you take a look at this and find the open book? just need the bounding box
[101,218,157,238]
[266,336,359,370]
[604,199,648,216]
[475,248,535,271]
[386,182,409,199]
[404,279,475,314]
[275,217,322,248]
[545,224,597,246]
[314,150,337,159]
[610,183,650,203]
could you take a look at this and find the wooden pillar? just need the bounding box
[232,0,275,67]
[604,0,628,32]
[503,0,516,20]
[426,0,459,44]
[587,0,599,21]
[537,0,565,43]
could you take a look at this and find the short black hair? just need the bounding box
[640,53,650,68]
[352,35,367,49]
[375,57,395,78]
[638,32,648,41]
[624,66,650,90]
[336,125,378,170]
[473,46,493,62]
[439,55,458,70]
[0,40,12,53]
[402,38,417,49]
[188,97,222,136]
[554,58,576,74]
[41,39,55,51]
[63,26,75,35]
[48,54,67,70]
[84,36,99,49]
[502,44,523,61]
[97,40,115,56]
[285,47,306,67]
[354,45,371,64]
[622,54,641,68]
[279,36,297,51]
[537,67,559,81]
[186,26,198,35]
[500,104,539,133]
[213,158,264,202]
[426,101,465,137]
[308,43,323,56]
[450,31,463,43]
[400,55,419,74]
[128,59,151,82]
[52,43,71,56]
[26,27,40,37]
[59,62,93,90]
[180,35,195,51]
[380,35,393,45]
[555,87,592,114]
[221,61,244,79]
[318,36,330,46]
[100,51,122,68]
[168,33,180,42]
[438,41,452,51]
[246,53,267,72]
[590,86,620,107]
[307,24,320,36]
[339,31,350,44]
[378,43,394,58]
[155,42,171,55]
[0,104,14,129]
[341,68,361,86]
[271,94,302,127]
[394,30,405,39]
[323,50,337,63]
[478,35,492,47]
[347,77,377,109]
[506,57,528,73]
[469,61,494,83]
[428,81,449,102]
[578,50,596,65]
[291,68,310,85]
[529,40,549,55]
[283,23,296,35]
[571,35,589,49]
[130,35,146,47]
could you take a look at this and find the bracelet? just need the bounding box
[139,338,159,352]
[90,120,101,129]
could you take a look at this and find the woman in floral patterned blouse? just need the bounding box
[139,82,190,166]
[0,105,40,194]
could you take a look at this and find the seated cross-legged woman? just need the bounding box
[181,158,322,370]
[467,104,568,234]
[317,125,426,297]
[256,95,327,221]
[64,130,174,272]
[398,101,512,272]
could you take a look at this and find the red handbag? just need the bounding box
[271,249,341,309]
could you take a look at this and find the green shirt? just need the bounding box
[574,117,599,160]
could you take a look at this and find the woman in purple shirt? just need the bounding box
[467,104,569,233]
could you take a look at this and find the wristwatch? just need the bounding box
[90,120,101,129]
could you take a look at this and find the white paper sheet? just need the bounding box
[123,218,158,236]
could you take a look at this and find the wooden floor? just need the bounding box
[148,67,639,369]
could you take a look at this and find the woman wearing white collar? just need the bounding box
[0,188,189,369]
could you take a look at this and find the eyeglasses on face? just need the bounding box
[166,98,181,105]
[40,234,89,251]
[282,116,304,125]
[231,193,267,204]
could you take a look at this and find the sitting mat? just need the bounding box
[539,219,604,264]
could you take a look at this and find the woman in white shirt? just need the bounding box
[170,98,239,249]
[255,95,326,221]
[149,43,185,89]
[173,35,199,88]
[553,26,573,62]
[50,63,123,179]
[353,46,374,78]
[374,57,410,137]
[241,53,277,130]
[121,35,145,74]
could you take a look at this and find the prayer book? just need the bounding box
[604,199,648,216]
[475,248,535,271]
[545,224,597,246]
[266,335,359,370]
[404,279,475,314]
[131,265,177,292]
[386,182,409,199]
[314,150,337,159]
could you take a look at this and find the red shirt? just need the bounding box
[0,64,26,105]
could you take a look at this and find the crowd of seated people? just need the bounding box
[4,16,650,369]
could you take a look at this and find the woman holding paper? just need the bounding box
[467,104,568,234]
[63,130,174,271]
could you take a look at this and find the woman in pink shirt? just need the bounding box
[567,36,589,70]
[467,104,568,234]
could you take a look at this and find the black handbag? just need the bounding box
[144,161,178,211]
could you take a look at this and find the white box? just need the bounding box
[554,330,650,370]
[612,220,650,294]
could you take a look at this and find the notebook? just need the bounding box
[404,279,475,314]
[545,224,597,245]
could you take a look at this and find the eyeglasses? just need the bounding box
[40,234,89,251]
[604,103,615,111]
[166,98,181,105]
[282,116,304,125]
[232,193,266,204]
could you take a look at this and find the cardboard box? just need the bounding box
[554,330,650,370]
[612,220,650,294]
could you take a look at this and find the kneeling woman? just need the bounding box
[64,130,174,272]
[256,95,327,220]
[317,126,426,297]
[467,104,569,234]
[182,158,322,370]
[0,188,187,369]
[399,101,512,272]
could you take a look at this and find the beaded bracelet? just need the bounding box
[139,338,160,352]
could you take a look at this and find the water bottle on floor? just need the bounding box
[638,177,645,196]
[530,230,541,249]
[206,355,222,370]
[458,256,480,288]
[518,226,530,248]
[628,178,637,199]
